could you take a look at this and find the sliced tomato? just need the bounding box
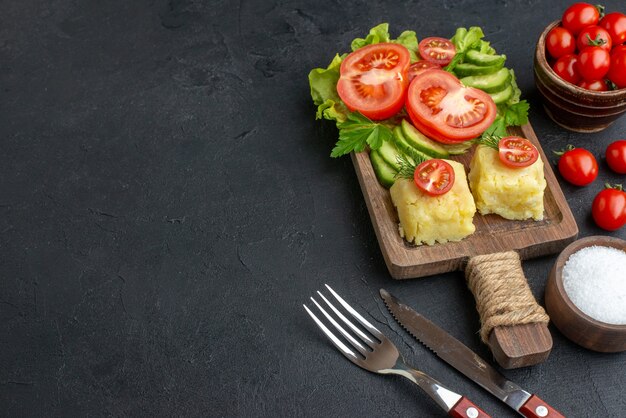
[405,69,497,143]
[418,37,456,66]
[413,159,455,196]
[407,61,440,82]
[498,136,539,168]
[336,43,410,121]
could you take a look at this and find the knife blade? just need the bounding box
[380,289,564,418]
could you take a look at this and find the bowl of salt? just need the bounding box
[545,236,626,352]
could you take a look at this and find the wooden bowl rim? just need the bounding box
[536,21,626,100]
[552,235,626,332]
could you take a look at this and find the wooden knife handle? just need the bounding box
[518,394,564,418]
[449,396,491,418]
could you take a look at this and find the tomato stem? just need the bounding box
[586,34,607,47]
[605,183,623,191]
[595,4,605,19]
[553,144,576,157]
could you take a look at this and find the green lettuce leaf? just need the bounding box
[350,23,391,51]
[446,26,485,72]
[504,100,530,126]
[392,30,419,62]
[308,53,349,122]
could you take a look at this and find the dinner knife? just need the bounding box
[380,289,565,418]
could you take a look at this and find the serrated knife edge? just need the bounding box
[379,288,533,414]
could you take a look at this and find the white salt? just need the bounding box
[562,245,626,325]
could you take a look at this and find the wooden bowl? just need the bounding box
[545,236,626,352]
[534,21,626,133]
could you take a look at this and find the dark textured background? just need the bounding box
[2,0,626,416]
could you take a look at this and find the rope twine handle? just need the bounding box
[465,251,550,343]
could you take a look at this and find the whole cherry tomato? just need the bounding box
[606,140,626,174]
[577,79,608,91]
[552,54,581,84]
[592,185,626,231]
[555,145,598,186]
[577,46,610,80]
[599,12,626,45]
[612,45,626,56]
[562,3,601,35]
[607,50,626,89]
[576,25,612,52]
[547,27,576,58]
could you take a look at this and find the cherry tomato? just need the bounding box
[577,78,608,91]
[556,146,598,186]
[498,137,539,168]
[407,61,440,82]
[546,27,576,58]
[592,185,626,231]
[607,50,626,89]
[599,12,626,45]
[405,69,497,143]
[413,159,455,196]
[562,3,600,35]
[552,54,581,84]
[612,45,626,56]
[576,25,612,52]
[418,37,456,66]
[577,46,610,80]
[336,43,410,121]
[606,140,626,174]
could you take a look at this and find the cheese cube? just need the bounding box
[390,160,476,246]
[468,145,546,221]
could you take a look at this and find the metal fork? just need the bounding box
[304,285,490,418]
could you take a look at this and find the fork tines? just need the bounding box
[303,284,382,361]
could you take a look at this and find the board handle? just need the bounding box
[465,251,553,368]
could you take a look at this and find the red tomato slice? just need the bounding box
[406,69,497,143]
[336,43,410,121]
[498,136,539,168]
[413,159,455,196]
[407,61,440,82]
[418,37,456,66]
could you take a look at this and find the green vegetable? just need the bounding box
[350,23,419,62]
[460,68,511,93]
[392,126,432,162]
[378,138,411,171]
[392,30,419,62]
[330,112,393,157]
[370,150,397,188]
[351,23,392,51]
[454,61,504,77]
[504,100,530,126]
[490,84,514,105]
[445,26,485,72]
[400,119,449,159]
[464,50,506,67]
[308,53,349,122]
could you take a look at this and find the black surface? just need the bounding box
[2,1,626,417]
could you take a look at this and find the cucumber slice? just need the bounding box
[465,50,506,67]
[461,68,511,93]
[440,141,475,155]
[454,61,504,77]
[392,126,431,163]
[400,119,449,159]
[490,83,514,105]
[370,150,397,189]
[378,139,411,171]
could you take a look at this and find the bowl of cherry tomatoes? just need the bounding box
[534,3,626,132]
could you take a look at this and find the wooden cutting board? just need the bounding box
[351,122,579,280]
